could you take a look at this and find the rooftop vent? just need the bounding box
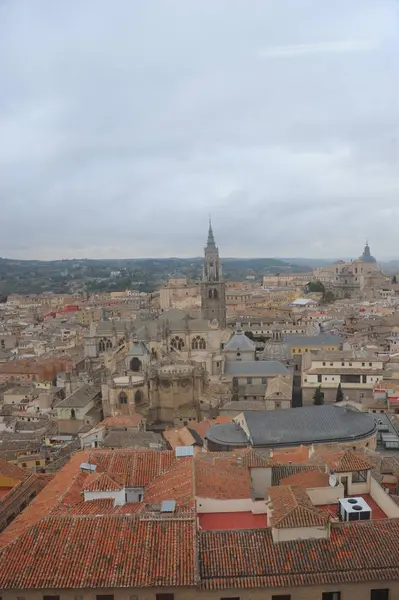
[161,500,176,513]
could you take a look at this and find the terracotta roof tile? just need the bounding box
[280,468,330,488]
[0,449,177,548]
[199,520,399,589]
[144,457,194,507]
[83,472,123,492]
[102,414,143,428]
[195,454,252,500]
[268,445,310,465]
[320,449,374,473]
[267,486,329,529]
[0,515,196,589]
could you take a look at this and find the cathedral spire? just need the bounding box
[207,216,216,248]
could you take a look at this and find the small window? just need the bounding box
[155,595,175,600]
[322,593,341,600]
[272,595,291,600]
[35,460,41,466]
[247,377,252,384]
[362,362,365,366]
[96,596,114,600]
[322,361,326,366]
[43,596,60,600]
[370,591,389,600]
[369,362,373,367]
[352,469,368,483]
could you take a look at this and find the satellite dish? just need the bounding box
[329,474,337,487]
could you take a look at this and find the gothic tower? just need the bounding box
[200,220,226,328]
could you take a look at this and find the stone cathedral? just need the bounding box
[90,222,230,427]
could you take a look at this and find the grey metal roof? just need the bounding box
[206,405,376,448]
[56,384,101,408]
[223,330,256,352]
[206,422,248,446]
[224,360,289,376]
[283,334,342,348]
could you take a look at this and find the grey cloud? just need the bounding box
[0,0,399,259]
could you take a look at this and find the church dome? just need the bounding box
[262,339,291,363]
[359,242,376,263]
[223,329,256,352]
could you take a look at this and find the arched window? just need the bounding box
[119,391,128,404]
[99,339,106,352]
[130,357,141,372]
[192,335,206,350]
[171,336,184,351]
[208,288,218,299]
[106,339,113,349]
[134,389,143,404]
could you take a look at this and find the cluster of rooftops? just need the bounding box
[0,440,399,593]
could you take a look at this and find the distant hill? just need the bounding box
[0,256,311,295]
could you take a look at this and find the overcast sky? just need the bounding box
[1,0,399,260]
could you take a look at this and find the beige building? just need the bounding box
[159,271,200,311]
[314,242,388,299]
[302,349,385,405]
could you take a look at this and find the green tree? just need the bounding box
[335,382,344,403]
[392,275,398,284]
[313,385,324,405]
[306,281,325,293]
[322,290,336,303]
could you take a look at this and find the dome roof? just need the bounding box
[262,339,291,362]
[359,242,376,263]
[223,330,256,352]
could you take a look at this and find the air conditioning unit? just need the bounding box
[339,497,372,521]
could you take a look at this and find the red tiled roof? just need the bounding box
[240,448,269,468]
[268,486,329,529]
[320,449,374,473]
[144,457,194,507]
[280,468,330,488]
[199,520,399,589]
[0,449,177,548]
[102,414,143,428]
[83,473,123,492]
[0,515,196,589]
[90,449,176,487]
[269,445,310,465]
[195,454,252,500]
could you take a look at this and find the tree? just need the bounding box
[335,382,344,403]
[306,281,325,293]
[313,385,324,405]
[392,275,398,284]
[322,290,336,304]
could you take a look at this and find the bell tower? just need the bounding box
[200,219,226,328]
